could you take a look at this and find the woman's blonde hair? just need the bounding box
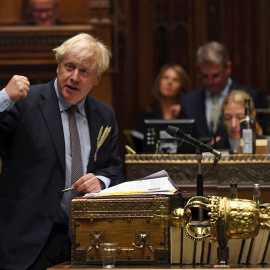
[222,90,255,113]
[53,33,112,75]
[222,90,262,135]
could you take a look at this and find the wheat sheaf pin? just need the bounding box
[94,126,111,162]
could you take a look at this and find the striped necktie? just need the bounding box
[210,94,220,133]
[67,105,84,237]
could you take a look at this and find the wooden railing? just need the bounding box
[125,154,270,200]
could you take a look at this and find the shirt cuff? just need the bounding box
[0,89,15,112]
[96,176,111,189]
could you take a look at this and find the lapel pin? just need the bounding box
[94,126,111,162]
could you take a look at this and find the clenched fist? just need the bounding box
[5,75,30,102]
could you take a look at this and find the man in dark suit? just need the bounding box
[0,33,123,270]
[179,41,263,141]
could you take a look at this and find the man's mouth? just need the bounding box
[67,85,78,90]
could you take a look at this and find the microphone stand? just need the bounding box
[210,121,217,149]
[166,125,222,222]
[195,148,204,221]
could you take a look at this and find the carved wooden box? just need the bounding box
[71,194,182,265]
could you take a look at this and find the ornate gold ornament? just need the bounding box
[169,196,270,242]
[154,196,270,266]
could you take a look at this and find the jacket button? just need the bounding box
[49,214,54,220]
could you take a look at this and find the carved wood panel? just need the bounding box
[125,154,270,201]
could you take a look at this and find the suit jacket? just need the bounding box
[179,81,264,139]
[0,79,124,270]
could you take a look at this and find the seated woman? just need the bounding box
[217,90,263,153]
[131,64,191,152]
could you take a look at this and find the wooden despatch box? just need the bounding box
[71,194,182,265]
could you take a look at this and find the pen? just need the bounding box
[61,187,75,193]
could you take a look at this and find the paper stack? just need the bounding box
[84,170,177,198]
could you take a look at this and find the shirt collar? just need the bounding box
[54,78,86,117]
[206,77,232,98]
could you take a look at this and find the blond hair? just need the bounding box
[222,90,254,113]
[53,33,112,75]
[222,90,262,135]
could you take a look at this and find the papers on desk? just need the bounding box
[84,170,177,198]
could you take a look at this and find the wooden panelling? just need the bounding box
[114,0,270,134]
[0,24,113,104]
[1,0,270,160]
[57,0,92,24]
[125,154,270,201]
[0,0,23,25]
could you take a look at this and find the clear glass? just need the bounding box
[100,243,117,268]
[240,99,256,154]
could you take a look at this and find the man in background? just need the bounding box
[179,41,264,142]
[28,0,66,26]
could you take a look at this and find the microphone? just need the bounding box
[166,125,221,161]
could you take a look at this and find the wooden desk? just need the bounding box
[47,262,269,269]
[125,154,270,201]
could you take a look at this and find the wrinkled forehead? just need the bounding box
[30,0,57,8]
[60,54,97,71]
[62,53,93,64]
[198,63,226,74]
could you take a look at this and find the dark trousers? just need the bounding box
[27,223,71,270]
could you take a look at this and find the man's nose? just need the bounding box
[206,76,214,84]
[71,70,79,80]
[40,11,48,18]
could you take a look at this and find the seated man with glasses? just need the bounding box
[178,41,264,144]
[28,0,67,26]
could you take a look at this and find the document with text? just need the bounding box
[84,170,177,198]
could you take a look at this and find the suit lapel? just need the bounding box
[39,81,66,172]
[84,96,101,172]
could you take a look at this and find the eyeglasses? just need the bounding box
[32,8,55,14]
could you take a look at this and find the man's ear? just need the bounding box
[95,74,102,85]
[252,110,256,119]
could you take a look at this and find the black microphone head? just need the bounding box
[166,125,178,137]
[166,125,186,138]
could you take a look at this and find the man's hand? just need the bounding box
[5,75,30,102]
[72,173,103,194]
